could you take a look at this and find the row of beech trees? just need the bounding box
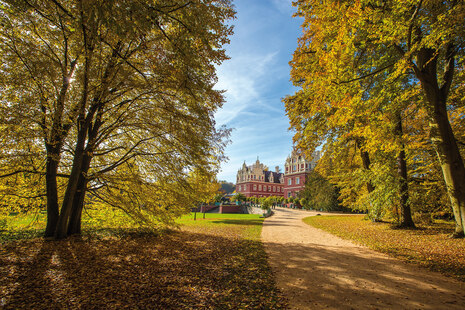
[0,1,234,239]
[285,1,465,236]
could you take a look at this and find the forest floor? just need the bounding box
[0,213,286,309]
[262,208,465,310]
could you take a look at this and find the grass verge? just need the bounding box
[1,213,286,309]
[304,215,465,281]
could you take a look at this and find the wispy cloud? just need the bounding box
[214,52,278,125]
[214,0,302,182]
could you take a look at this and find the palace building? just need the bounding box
[236,158,284,197]
[283,149,320,198]
[236,150,320,198]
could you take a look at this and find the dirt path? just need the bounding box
[261,208,465,309]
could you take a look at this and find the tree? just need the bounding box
[232,192,246,203]
[0,0,235,239]
[219,181,235,194]
[287,0,465,235]
[261,197,273,211]
[299,171,340,211]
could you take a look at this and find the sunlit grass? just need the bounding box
[177,212,264,241]
[2,209,264,242]
[304,215,465,281]
[1,207,145,242]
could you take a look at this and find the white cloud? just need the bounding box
[214,52,278,125]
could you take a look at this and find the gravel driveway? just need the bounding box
[261,208,465,309]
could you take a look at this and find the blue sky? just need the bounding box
[214,0,302,183]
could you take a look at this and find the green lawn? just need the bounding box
[1,210,263,241]
[304,215,465,281]
[177,212,264,240]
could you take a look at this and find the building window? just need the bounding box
[273,186,276,192]
[244,185,247,191]
[287,192,291,198]
[259,185,262,190]
[239,185,242,191]
[268,186,271,191]
[253,185,257,191]
[288,178,292,185]
[293,165,296,171]
[296,177,300,185]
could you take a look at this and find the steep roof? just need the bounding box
[264,171,283,183]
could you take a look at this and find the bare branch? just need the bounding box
[0,170,69,178]
[407,0,424,51]
[440,43,456,100]
[333,63,395,84]
[49,0,75,19]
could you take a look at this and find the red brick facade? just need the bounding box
[282,149,319,198]
[283,172,307,198]
[236,181,284,197]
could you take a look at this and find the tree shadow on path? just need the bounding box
[265,241,465,310]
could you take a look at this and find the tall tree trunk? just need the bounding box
[395,113,415,228]
[54,128,87,239]
[429,107,465,237]
[67,154,92,235]
[356,140,381,220]
[357,140,374,193]
[414,47,465,237]
[44,149,60,238]
[55,41,118,239]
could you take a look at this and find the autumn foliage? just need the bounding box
[286,0,465,234]
[0,0,234,239]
